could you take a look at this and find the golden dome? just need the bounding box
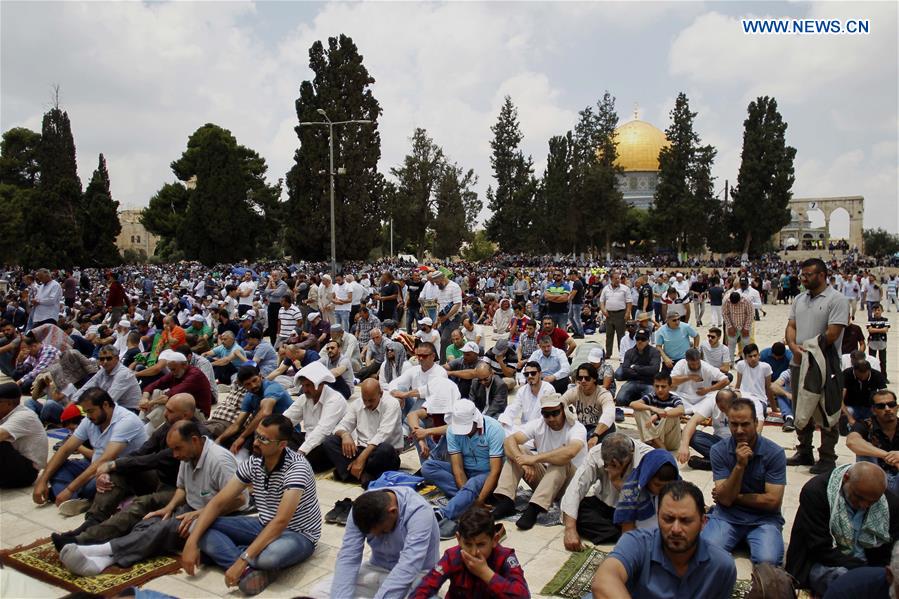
[612,119,669,172]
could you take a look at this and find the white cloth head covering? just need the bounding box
[294,360,336,386]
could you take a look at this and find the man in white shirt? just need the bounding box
[283,362,347,472]
[841,274,861,320]
[498,361,554,432]
[322,379,401,487]
[734,343,774,432]
[599,272,632,360]
[431,271,463,363]
[31,269,64,328]
[700,327,732,380]
[677,389,734,471]
[0,382,48,488]
[560,433,653,550]
[669,348,729,416]
[388,341,448,413]
[332,273,354,333]
[671,272,690,300]
[237,272,257,318]
[492,393,587,530]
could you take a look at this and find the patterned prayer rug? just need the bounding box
[539,546,753,599]
[0,537,181,596]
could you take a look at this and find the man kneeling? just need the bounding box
[59,420,244,576]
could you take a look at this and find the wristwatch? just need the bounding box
[241,551,251,562]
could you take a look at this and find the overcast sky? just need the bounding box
[2,1,896,236]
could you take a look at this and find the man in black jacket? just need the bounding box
[53,393,207,549]
[785,461,899,596]
[614,329,661,407]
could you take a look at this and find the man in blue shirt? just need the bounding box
[329,487,440,599]
[702,397,786,565]
[216,366,293,455]
[655,313,699,374]
[245,329,277,377]
[421,399,505,539]
[592,480,736,599]
[759,342,792,381]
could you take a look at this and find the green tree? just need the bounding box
[0,127,41,187]
[389,128,445,256]
[485,96,535,252]
[537,133,573,252]
[651,92,718,254]
[432,163,479,258]
[285,34,385,262]
[0,127,40,265]
[169,123,282,264]
[461,229,497,262]
[26,104,84,267]
[141,182,190,251]
[863,228,899,257]
[729,96,796,256]
[81,154,121,265]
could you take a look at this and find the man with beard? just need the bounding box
[591,480,735,598]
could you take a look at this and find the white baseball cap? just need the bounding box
[461,341,480,354]
[448,398,483,436]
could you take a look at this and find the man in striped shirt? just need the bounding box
[630,373,686,451]
[182,414,321,595]
[277,295,303,345]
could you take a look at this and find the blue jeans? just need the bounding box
[846,405,872,421]
[199,515,315,571]
[25,398,65,425]
[50,459,97,500]
[548,312,568,331]
[808,563,848,596]
[776,395,794,418]
[414,435,447,467]
[568,304,584,337]
[689,431,723,460]
[335,310,351,332]
[701,515,783,565]
[421,459,488,520]
[652,301,663,322]
[615,381,653,407]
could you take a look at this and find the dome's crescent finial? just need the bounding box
[633,102,640,121]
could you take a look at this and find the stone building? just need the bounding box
[115,209,157,259]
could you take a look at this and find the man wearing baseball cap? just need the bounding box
[492,393,587,530]
[422,398,505,539]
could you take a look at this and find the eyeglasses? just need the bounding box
[668,316,680,321]
[873,402,898,410]
[254,433,275,445]
[541,408,562,418]
[707,335,718,339]
[97,356,116,362]
[415,353,434,360]
[524,371,540,377]
[576,375,594,381]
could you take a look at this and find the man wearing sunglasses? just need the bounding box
[498,361,554,432]
[655,312,699,375]
[183,414,321,595]
[72,344,142,414]
[492,394,587,530]
[847,390,899,494]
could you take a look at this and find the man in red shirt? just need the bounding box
[140,348,212,418]
[105,272,127,324]
[540,316,576,357]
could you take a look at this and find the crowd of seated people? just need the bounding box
[0,257,895,598]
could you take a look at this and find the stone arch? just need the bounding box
[785,196,865,252]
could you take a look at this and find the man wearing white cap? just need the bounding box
[184,314,213,346]
[423,398,505,540]
[113,319,131,358]
[142,348,213,419]
[443,341,481,399]
[283,361,348,472]
[492,393,587,530]
[414,317,441,358]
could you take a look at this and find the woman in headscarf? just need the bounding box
[378,340,409,392]
[612,448,680,532]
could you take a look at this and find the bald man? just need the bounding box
[468,362,509,419]
[53,393,209,550]
[786,461,899,596]
[323,379,403,489]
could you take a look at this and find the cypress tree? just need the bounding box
[81,154,121,265]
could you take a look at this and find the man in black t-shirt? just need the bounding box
[846,389,898,493]
[568,272,586,339]
[688,275,708,327]
[404,271,424,334]
[841,352,887,430]
[375,272,399,323]
[707,278,724,328]
[636,276,654,317]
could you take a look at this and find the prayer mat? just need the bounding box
[500,488,563,527]
[539,546,753,599]
[0,537,181,596]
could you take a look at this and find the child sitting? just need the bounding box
[410,506,530,598]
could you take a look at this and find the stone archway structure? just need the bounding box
[786,196,865,252]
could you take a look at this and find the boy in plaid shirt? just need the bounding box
[410,506,530,598]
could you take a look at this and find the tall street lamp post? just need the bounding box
[299,109,372,275]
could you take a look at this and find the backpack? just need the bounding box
[746,563,797,599]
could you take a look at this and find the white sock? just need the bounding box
[80,542,113,557]
[85,553,115,571]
